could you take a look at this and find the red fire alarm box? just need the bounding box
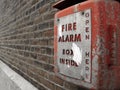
[54,0,120,89]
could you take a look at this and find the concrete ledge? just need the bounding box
[0,60,38,90]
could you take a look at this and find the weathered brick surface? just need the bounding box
[0,0,87,90]
[0,0,119,90]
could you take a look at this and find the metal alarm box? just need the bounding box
[54,0,120,89]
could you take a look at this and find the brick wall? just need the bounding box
[0,0,86,90]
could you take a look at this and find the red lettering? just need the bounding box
[65,35,69,42]
[71,60,75,66]
[71,49,73,55]
[60,58,65,64]
[61,22,76,32]
[75,34,81,42]
[71,60,78,67]
[85,52,90,57]
[73,22,76,30]
[62,49,73,55]
[85,27,89,32]
[85,73,89,79]
[58,34,81,42]
[63,49,65,55]
[86,59,89,64]
[68,23,72,31]
[58,36,62,42]
[62,25,64,32]
[75,62,78,67]
[86,20,89,25]
[66,59,70,65]
[65,24,67,31]
[85,66,89,70]
[66,50,69,55]
[70,35,74,42]
[85,12,89,17]
[86,35,89,40]
[59,58,78,67]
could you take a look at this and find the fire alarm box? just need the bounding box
[54,0,120,89]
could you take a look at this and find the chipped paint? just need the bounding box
[54,0,120,89]
[92,35,108,63]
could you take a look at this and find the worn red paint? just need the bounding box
[54,0,120,89]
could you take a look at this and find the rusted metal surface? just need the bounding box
[54,0,120,89]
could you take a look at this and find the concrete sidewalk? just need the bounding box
[0,60,38,90]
